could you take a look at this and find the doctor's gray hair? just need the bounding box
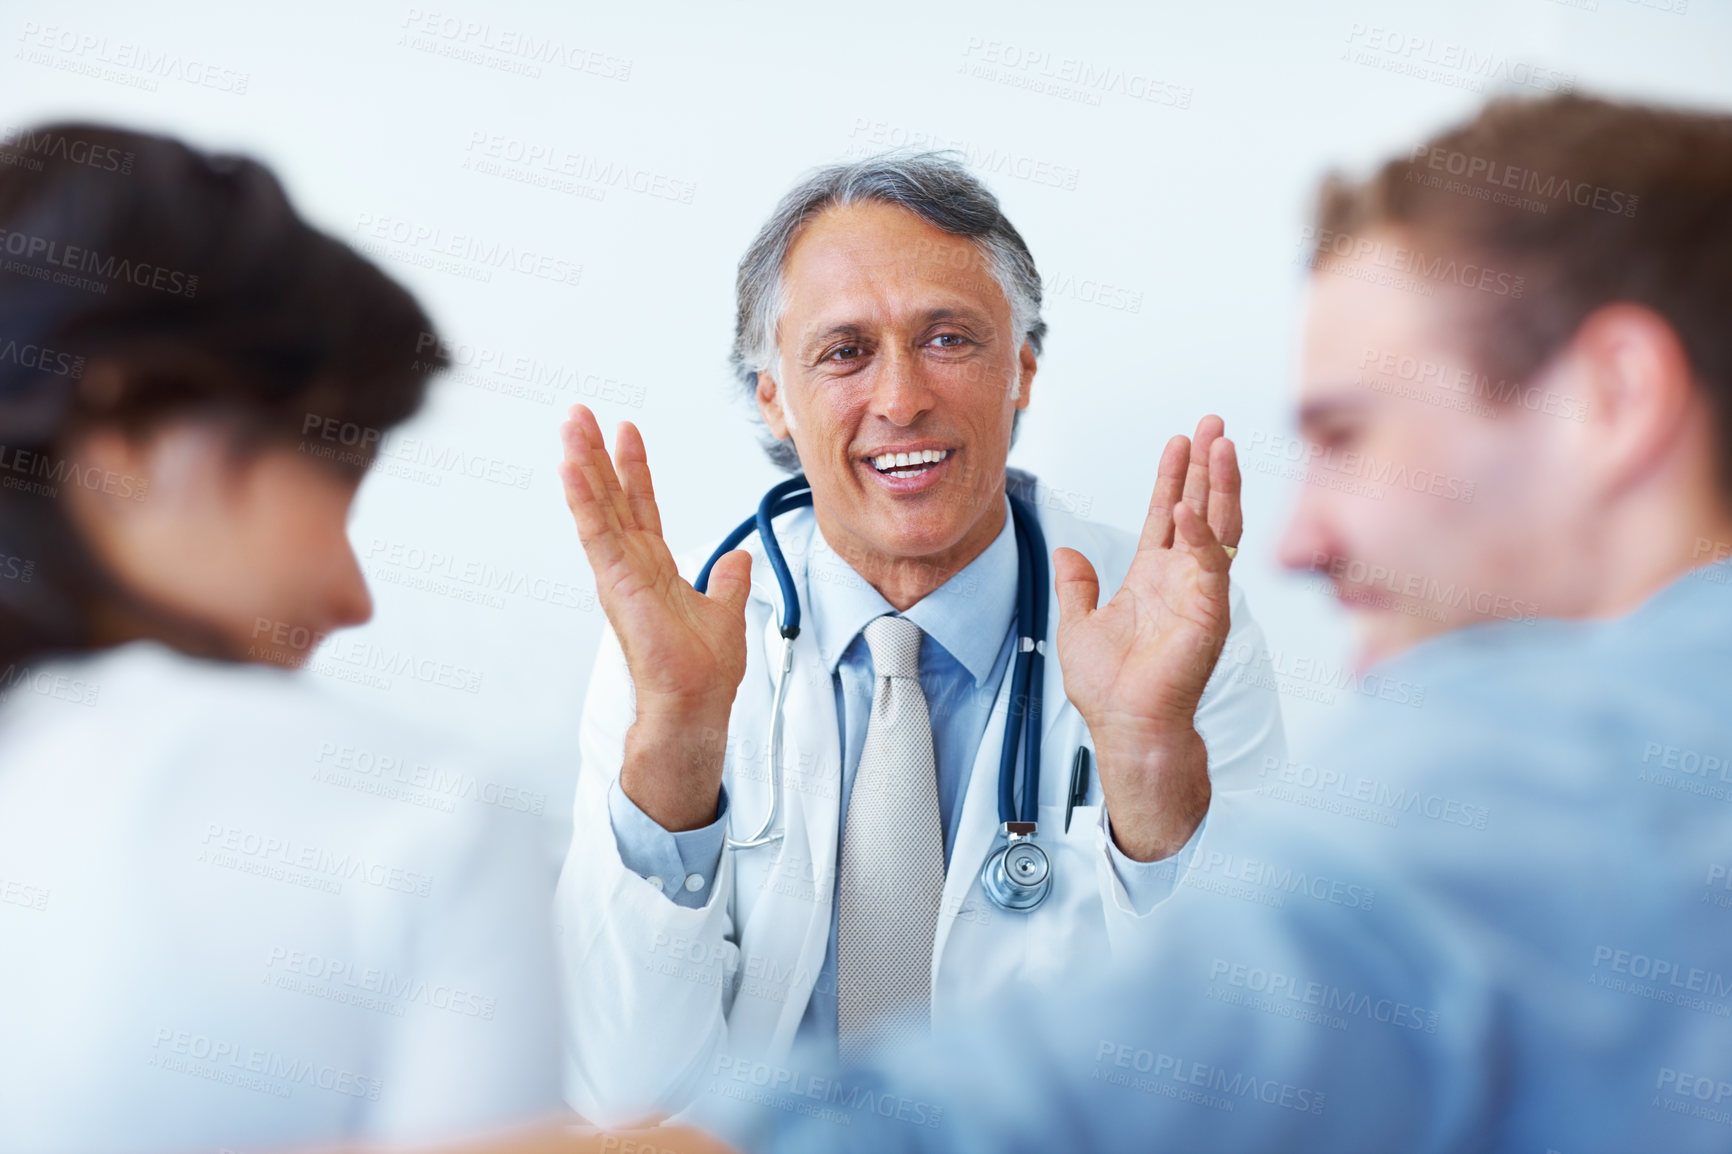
[730,151,1047,471]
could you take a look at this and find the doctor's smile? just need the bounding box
[860,444,953,489]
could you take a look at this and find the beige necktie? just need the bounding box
[836,614,945,1060]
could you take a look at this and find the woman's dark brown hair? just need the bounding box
[0,123,445,670]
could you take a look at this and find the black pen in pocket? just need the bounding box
[1064,746,1091,833]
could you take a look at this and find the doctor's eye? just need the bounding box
[926,332,973,350]
[824,343,865,362]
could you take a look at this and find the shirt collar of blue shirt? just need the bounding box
[805,498,1018,685]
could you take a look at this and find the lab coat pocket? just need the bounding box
[1017,803,1113,981]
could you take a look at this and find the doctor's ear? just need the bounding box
[1014,339,1038,411]
[756,370,794,440]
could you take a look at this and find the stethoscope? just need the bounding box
[694,473,1056,913]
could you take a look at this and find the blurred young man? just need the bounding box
[695,93,1732,1154]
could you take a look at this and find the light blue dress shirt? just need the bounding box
[608,500,1176,1048]
[700,560,1732,1153]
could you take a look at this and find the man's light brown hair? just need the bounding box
[1313,93,1732,482]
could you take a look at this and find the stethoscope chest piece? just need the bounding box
[980,821,1052,911]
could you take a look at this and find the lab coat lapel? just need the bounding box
[933,495,1080,988]
[731,515,842,1050]
[931,652,1015,982]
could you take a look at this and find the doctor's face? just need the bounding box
[757,201,1036,579]
[1277,233,1593,668]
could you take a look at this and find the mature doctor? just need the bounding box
[552,153,1284,1121]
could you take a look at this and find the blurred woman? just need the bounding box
[0,124,565,1153]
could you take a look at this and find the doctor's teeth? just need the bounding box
[872,449,950,471]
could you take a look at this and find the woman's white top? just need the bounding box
[0,642,563,1154]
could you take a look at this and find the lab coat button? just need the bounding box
[684,874,705,892]
[646,876,665,892]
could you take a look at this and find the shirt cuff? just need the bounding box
[1104,811,1209,916]
[606,778,729,909]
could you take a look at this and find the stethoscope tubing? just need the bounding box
[696,475,1047,858]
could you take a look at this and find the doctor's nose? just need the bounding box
[870,348,936,427]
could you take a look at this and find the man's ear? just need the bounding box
[756,369,793,439]
[1570,302,1697,499]
[1014,339,1038,411]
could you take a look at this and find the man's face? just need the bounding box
[758,201,1036,573]
[1277,232,1597,667]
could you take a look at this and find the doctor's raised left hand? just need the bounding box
[1053,415,1240,862]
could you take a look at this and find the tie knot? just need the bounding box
[863,614,923,679]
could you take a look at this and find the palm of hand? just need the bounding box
[559,406,754,714]
[1054,417,1241,741]
[602,529,749,707]
[1059,546,1231,736]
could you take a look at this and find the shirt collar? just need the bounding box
[806,499,1018,684]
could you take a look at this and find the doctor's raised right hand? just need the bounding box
[558,405,753,831]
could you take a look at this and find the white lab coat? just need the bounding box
[0,642,564,1154]
[554,491,1286,1123]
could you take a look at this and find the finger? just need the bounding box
[1208,435,1243,549]
[1136,435,1190,553]
[559,406,618,530]
[614,420,664,538]
[559,403,606,469]
[1052,546,1101,626]
[558,408,635,574]
[562,405,637,535]
[1182,415,1224,527]
[557,459,628,575]
[1173,501,1232,597]
[558,411,619,539]
[703,549,754,621]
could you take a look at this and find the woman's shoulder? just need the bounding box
[0,643,562,1149]
[0,642,537,867]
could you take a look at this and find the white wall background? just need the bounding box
[6,0,1727,849]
